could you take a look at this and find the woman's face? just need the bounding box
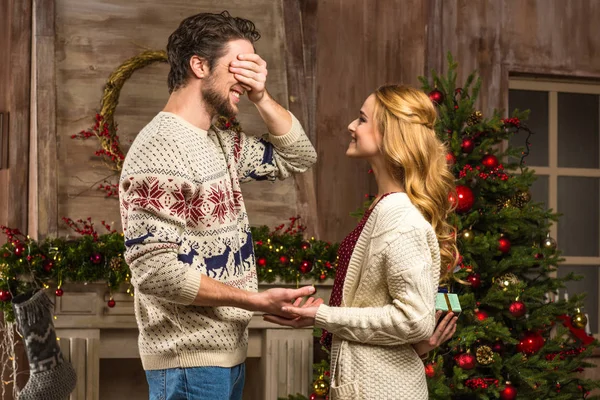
[346,94,383,159]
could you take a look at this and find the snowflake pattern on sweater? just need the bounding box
[119,111,316,370]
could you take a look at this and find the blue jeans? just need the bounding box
[145,364,245,400]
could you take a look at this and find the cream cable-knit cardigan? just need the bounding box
[315,193,441,400]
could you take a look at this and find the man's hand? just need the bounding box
[250,286,316,318]
[413,311,458,357]
[229,54,268,103]
[263,296,323,328]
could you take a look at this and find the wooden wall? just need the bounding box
[316,0,600,241]
[32,0,315,238]
[24,0,600,240]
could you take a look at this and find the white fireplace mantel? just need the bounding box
[53,280,333,400]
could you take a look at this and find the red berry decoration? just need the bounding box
[446,152,456,165]
[0,290,12,302]
[279,255,289,264]
[509,301,527,318]
[428,88,445,104]
[498,237,511,254]
[325,261,333,269]
[299,260,313,274]
[425,363,435,378]
[450,185,475,213]
[457,352,476,370]
[500,382,517,400]
[461,138,475,154]
[475,309,488,321]
[107,299,116,308]
[90,253,103,264]
[517,331,545,355]
[467,273,481,289]
[481,154,499,169]
[55,288,64,297]
[43,261,54,272]
[257,258,267,267]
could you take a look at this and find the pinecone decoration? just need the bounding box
[109,257,123,271]
[467,111,483,126]
[513,190,532,208]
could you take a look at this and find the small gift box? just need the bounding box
[435,288,462,315]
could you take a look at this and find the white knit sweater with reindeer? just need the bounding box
[119,111,316,370]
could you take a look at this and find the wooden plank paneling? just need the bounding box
[54,0,297,234]
[282,0,320,238]
[316,0,428,241]
[30,0,58,239]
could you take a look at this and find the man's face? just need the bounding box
[202,39,254,118]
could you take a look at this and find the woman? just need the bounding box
[265,85,459,399]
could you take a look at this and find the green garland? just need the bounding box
[0,217,338,321]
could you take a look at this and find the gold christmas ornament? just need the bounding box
[543,235,557,250]
[467,111,483,126]
[571,310,588,330]
[476,345,494,365]
[497,273,519,291]
[313,378,329,396]
[461,229,474,242]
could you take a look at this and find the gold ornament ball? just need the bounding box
[571,312,588,330]
[476,345,494,365]
[462,229,474,242]
[313,379,329,396]
[543,236,557,250]
[497,273,519,290]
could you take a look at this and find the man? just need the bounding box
[119,11,318,399]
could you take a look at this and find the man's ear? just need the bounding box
[189,55,209,79]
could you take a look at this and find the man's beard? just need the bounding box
[202,77,236,119]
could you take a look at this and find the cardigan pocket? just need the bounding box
[330,381,360,399]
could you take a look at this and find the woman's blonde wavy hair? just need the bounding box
[372,84,458,282]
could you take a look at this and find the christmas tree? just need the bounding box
[420,54,600,399]
[291,54,600,400]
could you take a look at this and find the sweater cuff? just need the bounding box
[315,304,332,329]
[267,111,303,148]
[174,268,202,305]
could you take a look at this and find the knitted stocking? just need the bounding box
[12,289,76,400]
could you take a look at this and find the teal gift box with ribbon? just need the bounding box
[436,288,462,315]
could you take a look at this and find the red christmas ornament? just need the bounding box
[301,241,311,250]
[498,237,511,254]
[309,394,317,400]
[456,352,476,370]
[279,255,289,264]
[509,301,527,318]
[425,363,435,378]
[0,290,12,302]
[319,273,327,280]
[325,261,333,269]
[299,260,313,274]
[107,299,116,308]
[467,273,481,289]
[257,258,267,267]
[450,185,475,213]
[43,261,54,272]
[428,88,445,104]
[446,152,456,165]
[481,154,499,169]
[55,288,64,297]
[500,382,517,400]
[475,309,488,321]
[13,244,25,257]
[461,138,475,154]
[517,331,545,355]
[492,339,504,354]
[90,253,103,264]
[534,253,544,260]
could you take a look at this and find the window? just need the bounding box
[509,79,600,334]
